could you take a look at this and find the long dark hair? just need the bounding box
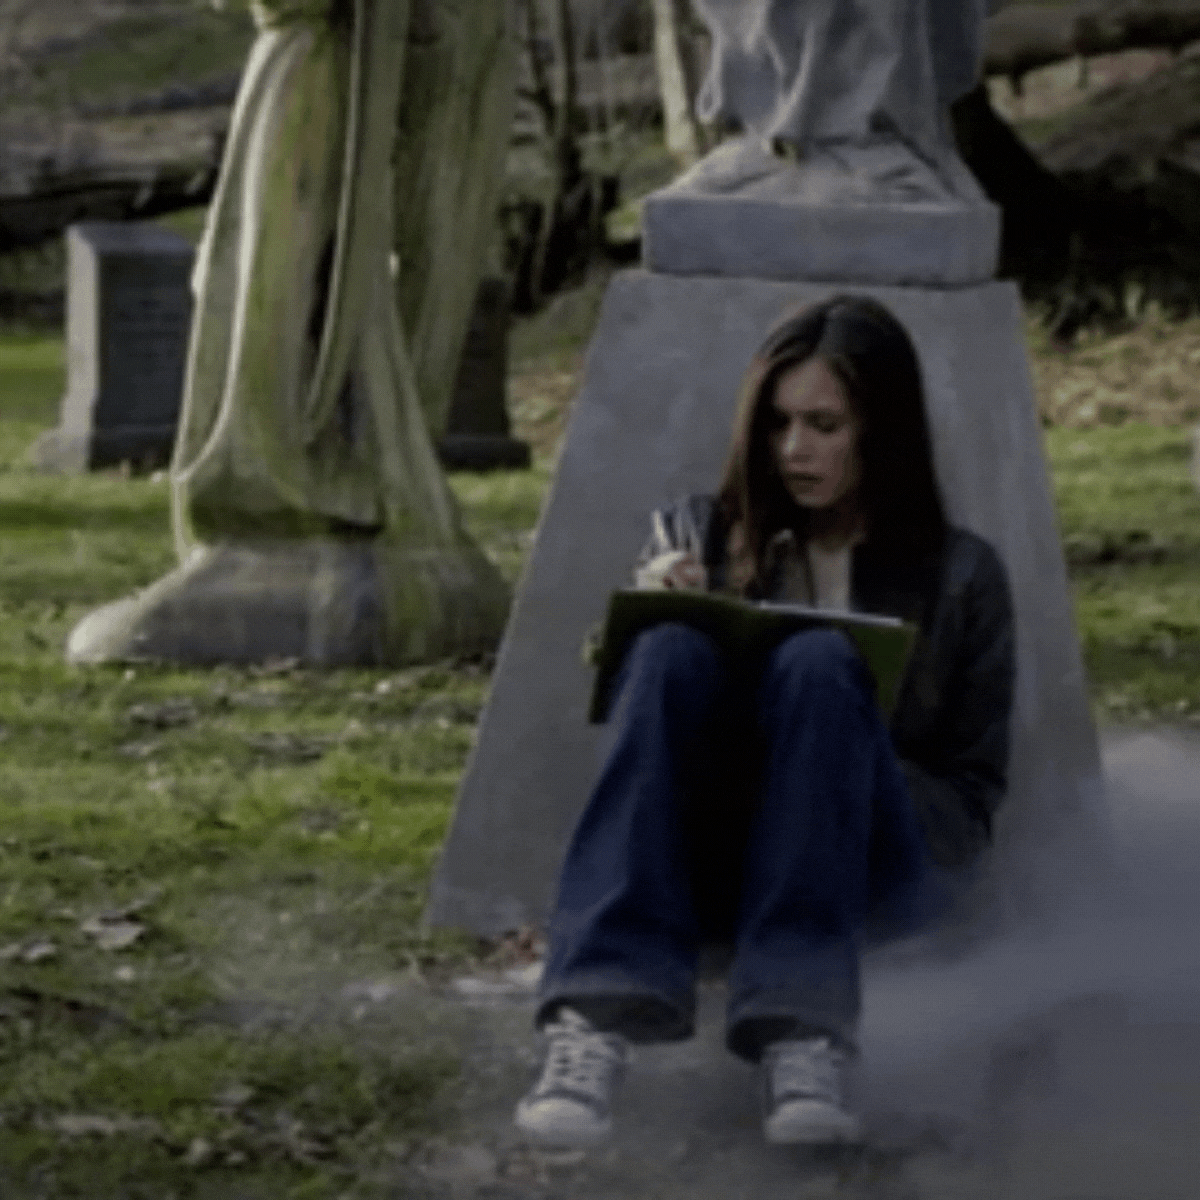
[716,295,947,593]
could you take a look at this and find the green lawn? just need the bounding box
[1045,424,1200,720]
[0,323,1197,1195]
[0,338,494,1197]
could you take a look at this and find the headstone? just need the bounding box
[438,278,531,471]
[427,272,1106,938]
[427,0,1107,940]
[32,222,194,473]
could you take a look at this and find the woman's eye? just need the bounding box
[809,415,840,434]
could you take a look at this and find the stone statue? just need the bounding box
[642,0,1000,284]
[67,0,516,666]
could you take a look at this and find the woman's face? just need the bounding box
[767,357,861,510]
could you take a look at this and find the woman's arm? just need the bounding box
[898,539,1016,869]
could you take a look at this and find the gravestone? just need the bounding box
[438,277,531,471]
[428,0,1107,939]
[32,222,194,473]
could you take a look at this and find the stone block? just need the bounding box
[642,187,1001,286]
[31,221,193,472]
[427,269,1105,939]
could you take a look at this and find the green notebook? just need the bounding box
[586,589,917,724]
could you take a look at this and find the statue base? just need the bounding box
[642,136,1001,286]
[66,538,510,667]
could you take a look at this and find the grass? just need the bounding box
[1045,424,1200,721]
[0,336,513,1197]
[1,285,1200,1192]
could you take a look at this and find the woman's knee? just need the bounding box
[767,627,860,683]
[624,623,724,699]
[632,622,720,669]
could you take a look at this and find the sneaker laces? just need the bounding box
[532,1008,626,1104]
[765,1036,846,1106]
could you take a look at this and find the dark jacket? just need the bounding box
[637,495,1016,869]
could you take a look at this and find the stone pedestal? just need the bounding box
[427,270,1106,939]
[65,537,507,668]
[642,137,1001,286]
[438,278,530,472]
[31,222,194,472]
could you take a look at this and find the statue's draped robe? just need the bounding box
[692,0,987,194]
[63,0,515,668]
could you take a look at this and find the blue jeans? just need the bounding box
[536,623,955,1061]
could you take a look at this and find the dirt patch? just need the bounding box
[1029,313,1200,427]
[509,359,584,463]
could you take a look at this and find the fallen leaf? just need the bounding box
[183,1136,214,1167]
[117,739,160,759]
[95,889,162,922]
[15,939,57,963]
[249,656,301,677]
[245,732,330,762]
[126,698,198,729]
[80,918,145,951]
[49,1113,162,1138]
[212,1083,254,1112]
[80,892,158,951]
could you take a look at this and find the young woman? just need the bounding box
[515,295,1015,1148]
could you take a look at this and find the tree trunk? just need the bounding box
[950,82,1075,285]
[985,2,1200,84]
[0,108,226,250]
[651,0,702,165]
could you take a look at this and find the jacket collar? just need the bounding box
[699,494,944,625]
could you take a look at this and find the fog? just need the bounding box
[575,727,1200,1199]
[854,726,1200,1194]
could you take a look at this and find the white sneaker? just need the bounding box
[514,1007,628,1147]
[762,1036,862,1145]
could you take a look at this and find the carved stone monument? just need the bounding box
[66,0,516,667]
[644,0,999,283]
[429,0,1108,937]
[32,222,194,472]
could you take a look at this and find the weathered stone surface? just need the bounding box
[31,221,193,472]
[65,538,505,667]
[642,0,1001,282]
[691,0,988,165]
[642,137,1001,285]
[65,0,515,668]
[427,269,1105,940]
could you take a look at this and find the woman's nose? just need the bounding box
[782,421,808,458]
